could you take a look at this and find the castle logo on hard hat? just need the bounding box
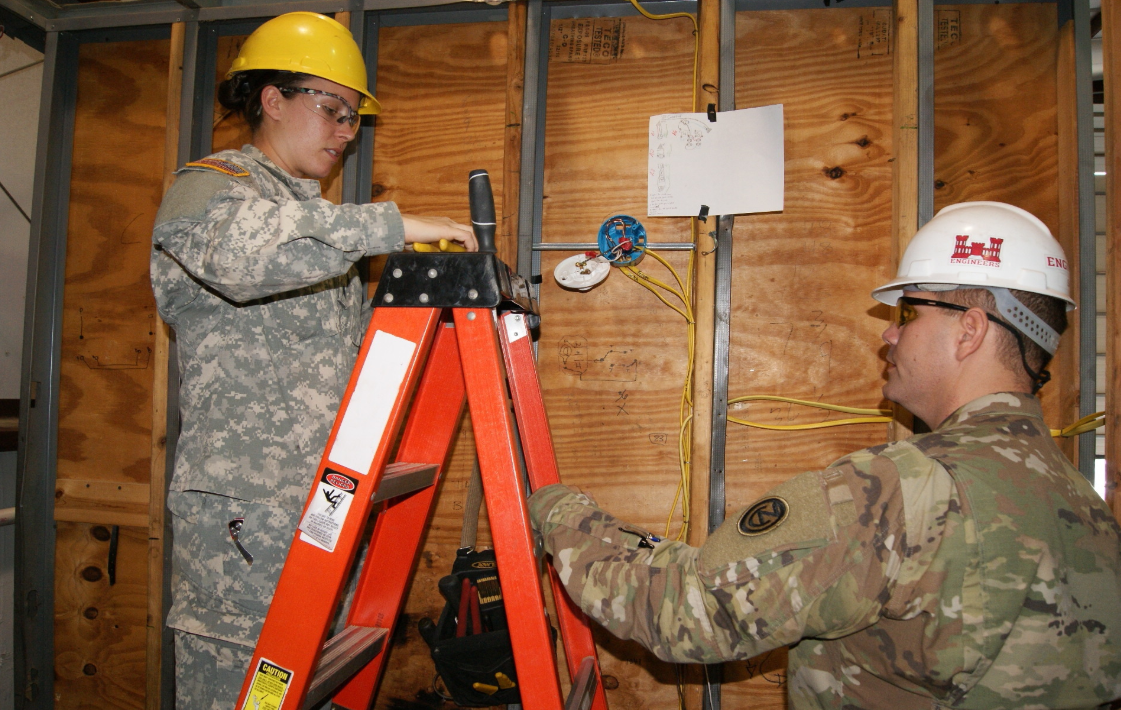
[950,234,1003,267]
[738,496,789,536]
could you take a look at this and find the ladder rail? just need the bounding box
[498,312,610,710]
[332,320,467,710]
[454,306,566,710]
[235,307,443,710]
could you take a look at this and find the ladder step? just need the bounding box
[564,657,599,710]
[372,462,439,503]
[303,626,388,709]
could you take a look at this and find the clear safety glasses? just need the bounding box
[280,87,360,129]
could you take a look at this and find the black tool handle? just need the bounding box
[468,169,497,254]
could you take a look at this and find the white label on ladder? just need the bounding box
[328,330,417,475]
[298,469,360,552]
[504,313,528,342]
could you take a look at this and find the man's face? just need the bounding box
[881,290,957,424]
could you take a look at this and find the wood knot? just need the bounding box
[601,675,620,690]
[81,566,103,582]
[371,183,387,199]
[934,180,946,190]
[83,607,99,620]
[840,112,854,121]
[823,166,845,180]
[90,526,111,542]
[82,664,97,676]
[853,136,871,148]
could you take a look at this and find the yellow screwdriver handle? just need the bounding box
[413,239,467,253]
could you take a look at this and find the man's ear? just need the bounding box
[954,307,990,362]
[260,85,284,122]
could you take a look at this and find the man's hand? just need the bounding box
[401,214,478,252]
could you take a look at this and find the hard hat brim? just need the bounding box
[871,278,1077,311]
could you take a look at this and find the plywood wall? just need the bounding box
[724,8,896,705]
[369,19,511,709]
[47,6,1068,710]
[535,12,698,709]
[933,3,1064,425]
[54,37,169,710]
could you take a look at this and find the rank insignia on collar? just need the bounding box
[184,158,250,177]
[738,496,789,536]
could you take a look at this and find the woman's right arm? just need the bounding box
[153,170,404,303]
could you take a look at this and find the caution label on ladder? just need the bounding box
[240,658,293,710]
[298,468,359,552]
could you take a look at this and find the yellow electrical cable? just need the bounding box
[728,394,889,417]
[726,395,890,431]
[1051,411,1105,438]
[618,0,700,554]
[728,415,894,431]
[726,396,1104,436]
[625,0,700,109]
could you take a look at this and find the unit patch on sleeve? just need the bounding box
[183,158,250,177]
[738,496,789,536]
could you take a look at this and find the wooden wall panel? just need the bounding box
[56,39,168,506]
[369,20,509,709]
[536,13,696,710]
[55,36,169,710]
[55,522,149,710]
[933,3,1063,426]
[723,8,896,706]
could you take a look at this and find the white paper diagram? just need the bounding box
[648,104,785,217]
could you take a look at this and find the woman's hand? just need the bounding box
[401,214,478,252]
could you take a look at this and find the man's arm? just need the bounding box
[529,456,912,664]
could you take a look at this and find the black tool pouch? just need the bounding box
[418,548,521,707]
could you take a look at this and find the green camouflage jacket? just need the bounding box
[530,392,1121,708]
[151,145,403,510]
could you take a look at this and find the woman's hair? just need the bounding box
[217,70,311,132]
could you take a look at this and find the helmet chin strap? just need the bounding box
[914,283,1056,394]
[987,287,1060,355]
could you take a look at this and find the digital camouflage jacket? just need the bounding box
[151,145,403,511]
[529,392,1121,709]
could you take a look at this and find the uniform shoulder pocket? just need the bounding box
[699,468,838,577]
[156,170,242,226]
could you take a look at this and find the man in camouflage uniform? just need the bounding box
[529,202,1121,708]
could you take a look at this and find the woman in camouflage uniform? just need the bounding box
[150,12,474,708]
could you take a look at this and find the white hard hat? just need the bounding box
[872,201,1076,310]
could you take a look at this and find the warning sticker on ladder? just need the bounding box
[240,658,293,710]
[298,469,359,552]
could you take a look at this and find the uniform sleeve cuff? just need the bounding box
[368,201,405,254]
[528,484,579,533]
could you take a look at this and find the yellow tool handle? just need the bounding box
[413,239,467,253]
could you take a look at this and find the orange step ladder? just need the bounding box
[235,170,608,710]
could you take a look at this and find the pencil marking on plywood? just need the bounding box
[559,336,639,382]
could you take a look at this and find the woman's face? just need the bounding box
[257,76,363,180]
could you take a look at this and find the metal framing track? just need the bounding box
[1072,0,1098,482]
[10,1,1101,708]
[16,30,76,710]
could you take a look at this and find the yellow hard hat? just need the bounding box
[228,12,381,115]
